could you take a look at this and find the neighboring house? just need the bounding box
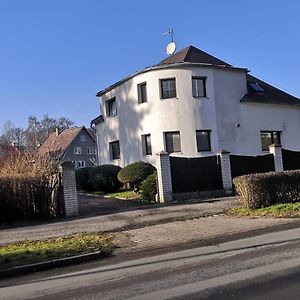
[38,127,97,169]
[92,45,300,167]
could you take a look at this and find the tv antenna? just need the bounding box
[162,28,176,55]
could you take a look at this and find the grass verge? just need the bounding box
[106,189,141,200]
[229,202,300,218]
[0,232,113,270]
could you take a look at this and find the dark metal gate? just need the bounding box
[282,148,300,170]
[170,156,223,193]
[230,154,275,179]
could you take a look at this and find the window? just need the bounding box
[260,131,281,151]
[72,160,77,168]
[248,82,264,93]
[160,78,176,99]
[109,140,120,160]
[74,146,82,154]
[196,130,211,152]
[141,134,152,155]
[80,135,86,142]
[164,131,181,153]
[106,97,117,117]
[78,160,85,168]
[137,82,147,103]
[192,77,207,98]
[87,147,96,155]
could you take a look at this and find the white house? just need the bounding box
[92,45,300,167]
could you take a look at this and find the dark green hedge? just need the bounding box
[233,170,300,209]
[141,173,157,202]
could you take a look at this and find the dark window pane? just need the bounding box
[196,131,211,151]
[260,131,281,151]
[165,131,181,153]
[192,77,206,98]
[110,141,120,160]
[106,98,117,117]
[161,79,176,99]
[248,82,264,93]
[142,134,152,155]
[138,82,147,103]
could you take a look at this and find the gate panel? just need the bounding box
[170,156,222,193]
[282,148,300,170]
[230,154,275,179]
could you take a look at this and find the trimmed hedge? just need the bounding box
[141,173,157,202]
[233,170,300,209]
[75,167,94,191]
[89,165,123,192]
[117,161,156,192]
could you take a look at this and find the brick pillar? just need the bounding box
[60,161,79,217]
[269,144,283,172]
[156,151,173,204]
[218,149,233,190]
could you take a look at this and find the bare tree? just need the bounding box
[0,121,26,147]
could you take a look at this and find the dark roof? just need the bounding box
[91,115,104,125]
[241,74,300,106]
[38,127,94,157]
[158,45,231,67]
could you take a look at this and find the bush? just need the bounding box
[141,173,157,202]
[233,170,300,209]
[117,161,156,192]
[75,167,94,191]
[89,165,123,192]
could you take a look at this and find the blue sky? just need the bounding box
[1,0,300,131]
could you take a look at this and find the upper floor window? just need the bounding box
[106,97,117,117]
[141,134,152,155]
[160,78,176,99]
[260,131,281,151]
[78,160,85,168]
[109,140,120,160]
[137,82,147,103]
[80,135,86,142]
[196,130,211,152]
[164,131,181,153]
[192,77,207,98]
[74,146,82,154]
[87,147,97,155]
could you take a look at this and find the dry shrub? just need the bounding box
[233,170,300,209]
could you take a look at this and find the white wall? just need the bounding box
[95,65,300,167]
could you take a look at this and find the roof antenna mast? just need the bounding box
[162,28,176,55]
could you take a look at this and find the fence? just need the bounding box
[156,144,292,203]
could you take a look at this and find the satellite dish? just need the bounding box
[166,42,176,55]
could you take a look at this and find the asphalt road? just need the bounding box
[1,227,300,300]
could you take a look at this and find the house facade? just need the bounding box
[93,46,300,167]
[38,127,97,169]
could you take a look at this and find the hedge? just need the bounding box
[233,170,300,209]
[141,173,157,202]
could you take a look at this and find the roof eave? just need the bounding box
[240,98,300,107]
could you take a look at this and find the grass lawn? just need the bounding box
[0,232,113,270]
[106,189,141,200]
[229,202,300,218]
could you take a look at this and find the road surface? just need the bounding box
[1,227,300,299]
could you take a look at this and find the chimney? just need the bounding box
[55,128,60,136]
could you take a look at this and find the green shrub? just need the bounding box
[89,165,123,192]
[117,161,156,192]
[75,167,94,191]
[233,170,300,209]
[141,173,157,202]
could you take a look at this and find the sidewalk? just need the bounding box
[0,196,297,251]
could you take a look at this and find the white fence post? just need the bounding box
[156,151,173,204]
[219,150,233,190]
[60,162,79,217]
[269,144,283,172]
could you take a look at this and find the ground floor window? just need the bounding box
[77,160,85,168]
[260,131,281,151]
[141,134,152,155]
[196,130,211,152]
[109,140,120,160]
[164,131,181,153]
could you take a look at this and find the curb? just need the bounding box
[0,250,111,279]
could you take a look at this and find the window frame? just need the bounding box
[137,82,147,104]
[105,97,117,117]
[87,147,96,155]
[80,135,86,142]
[196,130,211,152]
[192,77,207,98]
[74,146,82,155]
[141,134,152,156]
[160,78,177,99]
[164,131,181,153]
[260,131,281,151]
[109,140,120,160]
[77,160,85,168]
